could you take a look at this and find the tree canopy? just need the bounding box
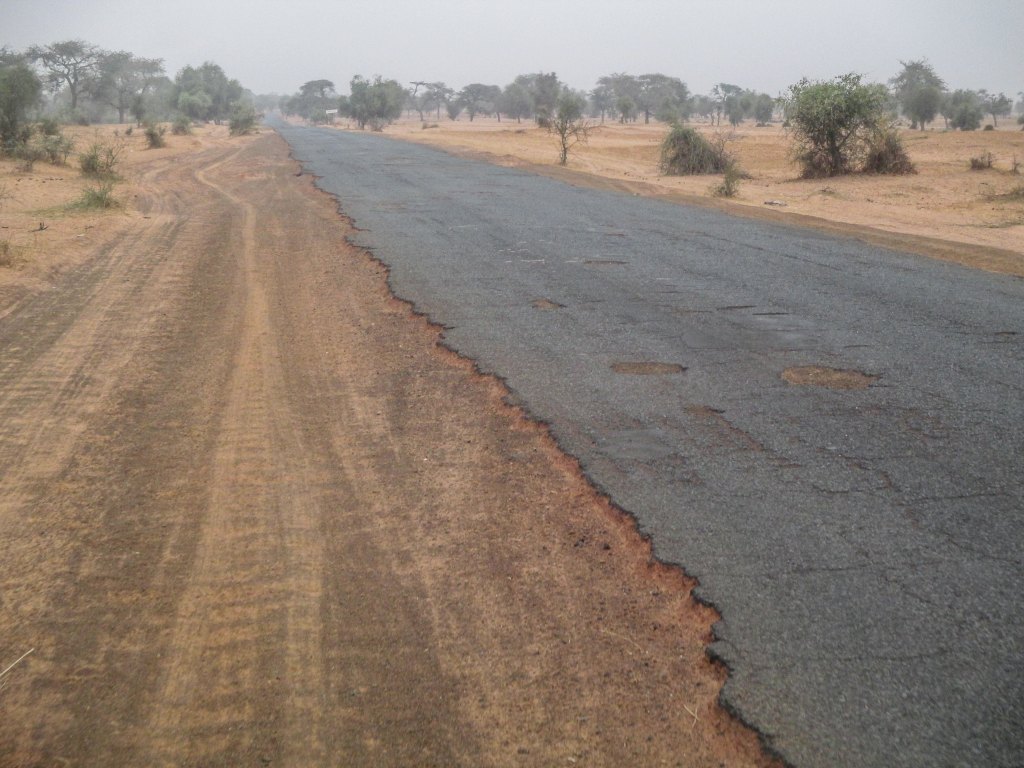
[27,39,102,111]
[174,62,244,122]
[0,55,42,145]
[786,73,891,176]
[890,60,945,129]
[345,75,405,130]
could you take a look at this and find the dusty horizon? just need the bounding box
[3,0,1021,100]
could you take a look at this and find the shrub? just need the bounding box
[171,115,192,135]
[228,105,258,136]
[969,152,995,170]
[786,73,888,177]
[35,133,74,165]
[14,141,46,172]
[79,140,123,177]
[712,165,743,197]
[36,117,61,136]
[863,126,916,174]
[73,181,118,210]
[660,125,733,175]
[144,122,166,148]
[983,124,995,131]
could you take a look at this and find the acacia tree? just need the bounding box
[979,90,1012,127]
[786,73,891,176]
[636,73,688,124]
[286,79,336,122]
[514,72,561,126]
[346,75,405,130]
[174,62,243,122]
[28,39,103,111]
[549,92,590,165]
[500,82,533,123]
[457,83,501,121]
[595,73,639,122]
[97,52,164,123]
[0,50,42,145]
[890,59,945,129]
[944,90,983,130]
[753,93,775,125]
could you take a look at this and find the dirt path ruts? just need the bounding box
[0,132,776,767]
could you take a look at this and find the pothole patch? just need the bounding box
[612,362,687,375]
[782,365,880,390]
[532,298,565,310]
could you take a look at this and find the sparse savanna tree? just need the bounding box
[457,83,501,121]
[0,49,42,146]
[690,94,715,123]
[590,81,614,122]
[96,51,164,124]
[753,93,775,125]
[174,62,244,123]
[786,73,896,176]
[635,73,688,124]
[890,59,945,129]
[287,79,336,122]
[979,90,1012,127]
[711,84,742,126]
[944,90,984,131]
[346,75,405,130]
[549,91,590,165]
[514,72,561,126]
[27,39,103,113]
[500,82,533,123]
[725,94,744,127]
[595,73,639,123]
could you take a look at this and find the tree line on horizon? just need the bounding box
[277,61,1022,134]
[0,39,255,149]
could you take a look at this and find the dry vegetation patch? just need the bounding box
[0,122,239,293]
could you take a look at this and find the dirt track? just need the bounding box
[0,132,775,766]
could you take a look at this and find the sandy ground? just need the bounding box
[0,127,777,765]
[371,116,1024,277]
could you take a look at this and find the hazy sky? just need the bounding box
[3,0,1022,98]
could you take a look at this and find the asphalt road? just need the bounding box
[274,121,1024,768]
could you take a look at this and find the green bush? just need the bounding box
[14,141,46,172]
[863,127,916,174]
[36,117,62,136]
[171,115,192,135]
[35,133,74,165]
[711,165,743,197]
[659,125,733,175]
[786,74,890,177]
[73,181,119,210]
[144,122,166,148]
[79,141,123,177]
[228,105,258,136]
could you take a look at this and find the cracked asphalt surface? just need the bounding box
[275,121,1024,768]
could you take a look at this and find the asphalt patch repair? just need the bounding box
[782,365,880,390]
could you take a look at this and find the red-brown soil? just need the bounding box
[0,129,777,766]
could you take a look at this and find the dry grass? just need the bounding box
[0,122,230,291]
